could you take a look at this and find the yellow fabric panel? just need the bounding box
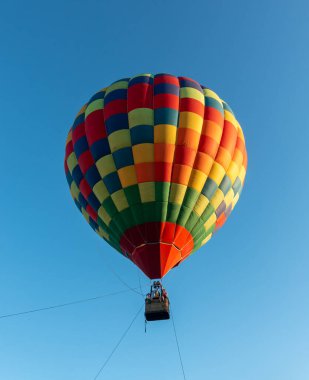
[224,110,237,126]
[98,205,112,226]
[169,183,187,205]
[193,194,209,216]
[139,182,155,202]
[128,108,153,128]
[67,152,78,173]
[203,88,222,104]
[81,208,90,222]
[108,129,131,152]
[237,125,245,142]
[208,162,226,185]
[105,80,128,94]
[216,146,232,170]
[232,193,240,209]
[132,73,152,79]
[96,154,116,177]
[66,130,72,145]
[93,181,109,203]
[202,120,222,143]
[76,104,87,117]
[70,181,80,200]
[133,143,154,163]
[210,189,224,209]
[98,226,109,240]
[233,148,243,168]
[178,112,204,133]
[85,99,104,117]
[154,124,177,144]
[111,189,129,212]
[239,166,246,183]
[201,233,212,246]
[224,188,234,207]
[226,161,240,184]
[188,169,207,192]
[118,165,137,187]
[180,87,205,104]
[204,212,217,231]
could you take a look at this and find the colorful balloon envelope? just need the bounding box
[64,74,247,279]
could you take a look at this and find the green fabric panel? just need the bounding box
[102,197,118,218]
[155,201,168,222]
[201,204,215,223]
[129,204,145,225]
[124,185,141,205]
[182,188,200,209]
[155,182,170,202]
[109,214,130,236]
[142,202,161,223]
[185,212,201,232]
[176,205,193,227]
[166,203,181,224]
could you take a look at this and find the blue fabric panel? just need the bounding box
[78,193,88,210]
[154,83,179,96]
[179,78,203,93]
[113,147,134,169]
[202,178,218,199]
[72,113,85,130]
[154,108,179,126]
[219,175,232,195]
[129,75,153,86]
[90,138,111,161]
[232,177,242,194]
[103,172,122,194]
[105,113,129,135]
[85,165,101,187]
[205,97,224,115]
[104,89,127,105]
[74,136,89,158]
[72,165,83,186]
[87,192,101,211]
[131,125,154,145]
[89,90,106,103]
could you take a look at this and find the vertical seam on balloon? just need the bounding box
[126,75,154,249]
[159,74,181,251]
[171,79,206,254]
[174,87,225,255]
[181,101,244,255]
[100,80,136,256]
[70,100,123,251]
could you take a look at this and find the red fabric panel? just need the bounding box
[78,150,95,174]
[154,162,173,182]
[127,83,153,112]
[180,98,204,117]
[72,122,85,142]
[103,99,127,119]
[85,110,107,145]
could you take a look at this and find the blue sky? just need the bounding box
[1,0,308,379]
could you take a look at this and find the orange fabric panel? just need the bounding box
[171,164,192,185]
[154,143,175,162]
[135,162,155,182]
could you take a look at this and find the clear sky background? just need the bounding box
[0,0,308,379]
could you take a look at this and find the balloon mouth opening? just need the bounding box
[119,222,194,279]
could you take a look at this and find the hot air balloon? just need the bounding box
[64,74,247,321]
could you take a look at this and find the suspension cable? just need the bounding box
[93,304,143,379]
[0,288,139,320]
[170,306,187,380]
[99,252,146,298]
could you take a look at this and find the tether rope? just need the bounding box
[0,289,139,320]
[171,306,187,380]
[93,304,143,379]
